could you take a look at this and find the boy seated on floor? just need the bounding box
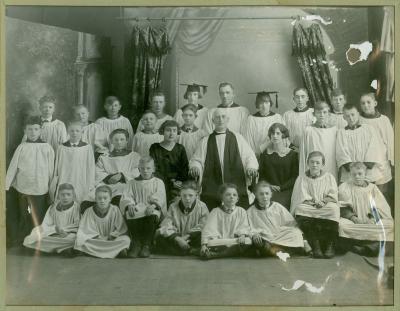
[119,156,167,258]
[291,151,340,259]
[200,183,251,260]
[23,183,80,257]
[338,162,394,257]
[74,185,130,258]
[156,180,209,256]
[247,181,306,257]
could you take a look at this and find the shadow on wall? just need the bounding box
[6,17,78,164]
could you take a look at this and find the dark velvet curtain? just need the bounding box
[292,23,333,107]
[126,25,171,129]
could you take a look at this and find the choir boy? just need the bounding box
[291,151,340,259]
[23,183,80,256]
[120,156,167,258]
[75,185,130,258]
[328,88,347,129]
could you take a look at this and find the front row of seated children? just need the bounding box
[22,150,394,260]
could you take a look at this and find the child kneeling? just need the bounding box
[247,181,305,257]
[200,183,251,259]
[23,183,80,257]
[156,180,209,255]
[74,185,130,258]
[291,151,340,259]
[119,156,167,258]
[338,162,394,256]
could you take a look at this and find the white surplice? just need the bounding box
[282,108,315,148]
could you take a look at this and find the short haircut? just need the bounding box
[72,105,89,113]
[331,88,345,98]
[254,180,272,193]
[158,120,181,135]
[307,151,326,165]
[104,96,120,106]
[268,123,289,139]
[139,155,155,166]
[255,93,272,108]
[24,115,42,128]
[350,162,367,171]
[343,103,359,112]
[360,91,376,101]
[67,121,83,129]
[142,110,157,118]
[110,128,129,140]
[39,94,56,106]
[181,103,198,114]
[180,180,199,193]
[151,91,166,101]
[218,82,234,91]
[58,183,75,195]
[95,185,112,197]
[293,87,308,96]
[218,183,238,201]
[314,100,330,111]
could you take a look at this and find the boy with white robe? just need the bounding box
[328,88,347,129]
[157,180,209,255]
[174,83,209,129]
[178,104,208,160]
[72,105,108,158]
[244,91,285,156]
[95,96,134,149]
[23,183,80,256]
[136,91,173,133]
[359,92,394,201]
[299,101,338,180]
[75,185,130,258]
[338,163,393,256]
[22,95,67,152]
[95,129,140,204]
[200,184,251,259]
[247,181,305,257]
[336,103,387,184]
[131,111,163,157]
[283,87,315,150]
[51,122,95,203]
[6,116,55,241]
[189,108,258,210]
[120,156,167,258]
[291,151,340,259]
[204,82,249,135]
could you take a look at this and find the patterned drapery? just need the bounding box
[292,23,333,107]
[126,25,171,128]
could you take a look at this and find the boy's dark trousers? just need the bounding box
[127,215,159,247]
[156,231,201,255]
[16,191,48,243]
[296,215,338,250]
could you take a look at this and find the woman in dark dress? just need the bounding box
[149,120,189,204]
[258,123,298,209]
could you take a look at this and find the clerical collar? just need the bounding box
[26,138,45,143]
[254,200,272,210]
[253,111,275,117]
[293,106,309,113]
[217,102,239,108]
[56,201,74,211]
[213,130,227,136]
[306,170,323,179]
[313,123,328,129]
[110,148,130,157]
[93,205,110,218]
[179,200,196,215]
[63,140,87,147]
[221,204,236,214]
[345,124,361,130]
[361,110,381,119]
[181,125,198,133]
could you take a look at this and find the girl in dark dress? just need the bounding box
[258,123,298,209]
[149,120,189,204]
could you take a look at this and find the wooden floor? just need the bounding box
[6,247,394,306]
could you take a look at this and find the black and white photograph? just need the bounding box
[3,3,396,307]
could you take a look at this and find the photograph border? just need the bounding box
[0,0,399,310]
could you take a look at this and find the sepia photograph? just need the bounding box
[2,2,397,308]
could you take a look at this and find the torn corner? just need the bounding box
[346,41,373,65]
[304,15,333,25]
[371,80,378,90]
